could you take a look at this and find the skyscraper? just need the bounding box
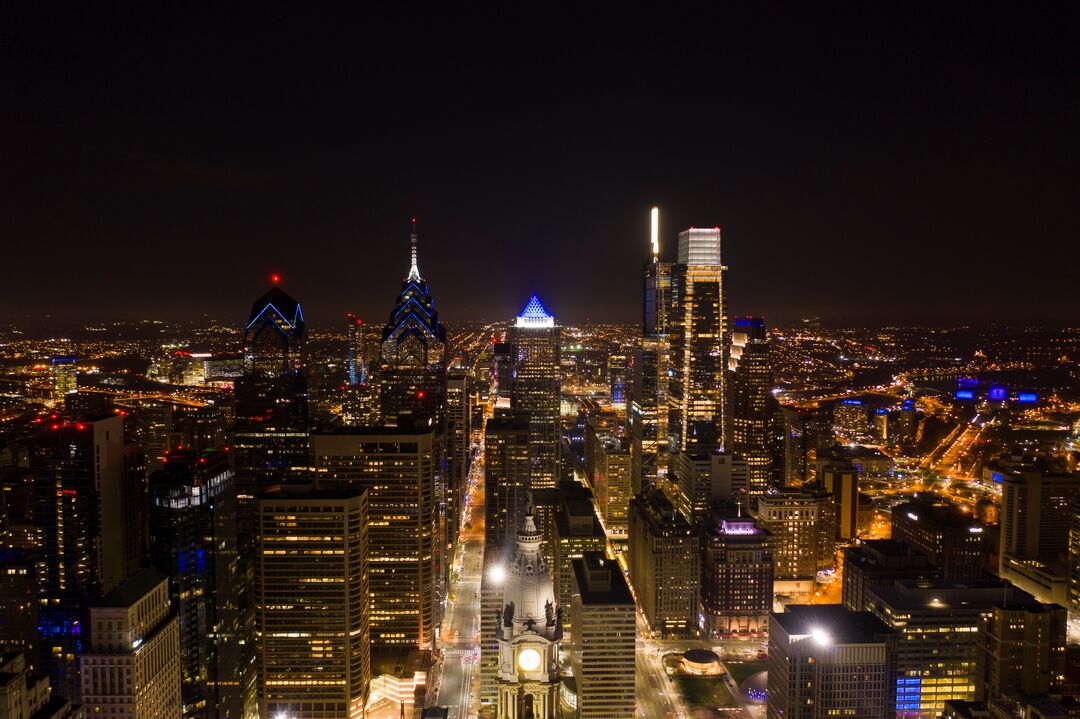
[508,295,562,489]
[310,427,438,650]
[32,414,146,700]
[669,227,727,452]
[892,497,989,579]
[632,207,671,492]
[80,570,182,718]
[701,516,773,636]
[445,370,472,549]
[148,449,243,719]
[345,313,362,386]
[570,553,636,719]
[50,356,77,400]
[729,316,774,497]
[628,486,700,639]
[255,485,369,719]
[755,486,836,595]
[378,220,448,427]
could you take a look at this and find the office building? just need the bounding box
[729,317,774,497]
[345,313,362,386]
[310,427,438,649]
[255,485,369,719]
[0,652,83,719]
[999,464,1079,606]
[833,398,868,440]
[629,486,699,638]
[841,539,940,612]
[50,357,77,401]
[673,450,749,525]
[494,504,563,719]
[701,516,773,636]
[767,605,893,719]
[591,439,631,539]
[148,450,243,719]
[80,570,181,718]
[445,371,471,549]
[378,220,448,427]
[755,486,836,594]
[553,489,607,626]
[892,497,990,579]
[864,579,1065,718]
[570,553,635,719]
[820,463,859,540]
[633,210,671,492]
[668,227,727,452]
[0,549,38,671]
[484,413,532,563]
[31,414,145,699]
[508,295,561,489]
[781,406,832,485]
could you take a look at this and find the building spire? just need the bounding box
[407,218,421,282]
[650,206,659,258]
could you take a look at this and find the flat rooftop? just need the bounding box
[96,569,167,608]
[773,604,891,643]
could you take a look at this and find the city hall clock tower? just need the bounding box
[495,497,562,719]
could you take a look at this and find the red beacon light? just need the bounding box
[417,391,425,399]
[271,274,281,284]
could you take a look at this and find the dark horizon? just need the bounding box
[3,4,1078,326]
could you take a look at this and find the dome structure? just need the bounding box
[498,498,560,641]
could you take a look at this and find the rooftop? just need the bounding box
[773,604,892,644]
[96,569,168,608]
[867,578,1044,612]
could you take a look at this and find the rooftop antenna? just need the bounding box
[407,218,421,282]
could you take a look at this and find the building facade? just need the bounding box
[508,296,562,489]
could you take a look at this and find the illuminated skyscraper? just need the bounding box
[233,279,309,492]
[669,227,727,452]
[148,449,243,719]
[31,414,145,700]
[729,317,774,497]
[51,356,77,400]
[445,370,472,548]
[631,206,671,493]
[755,486,836,595]
[345,313,363,386]
[378,220,447,427]
[255,485,369,719]
[701,515,773,636]
[508,295,561,489]
[310,427,438,649]
[629,486,700,639]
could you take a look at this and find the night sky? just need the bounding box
[3,4,1078,326]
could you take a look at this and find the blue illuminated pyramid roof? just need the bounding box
[516,295,555,327]
[519,295,551,319]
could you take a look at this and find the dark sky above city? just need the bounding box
[2,3,1078,327]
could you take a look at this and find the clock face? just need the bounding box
[517,647,541,672]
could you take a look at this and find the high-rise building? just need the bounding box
[729,317,774,497]
[781,406,832,485]
[999,465,1079,607]
[0,549,38,670]
[80,570,182,718]
[233,280,310,492]
[766,605,893,719]
[841,539,940,612]
[672,450,749,525]
[484,413,532,564]
[51,356,77,401]
[633,208,672,493]
[255,485,369,719]
[606,354,629,409]
[569,553,635,719]
[864,579,1065,718]
[345,313,362,387]
[629,486,699,638]
[755,486,836,594]
[148,449,243,719]
[494,503,563,719]
[508,295,561,489]
[820,463,859,540]
[31,414,146,699]
[701,516,773,636]
[445,371,472,550]
[378,220,448,427]
[310,427,438,649]
[892,497,989,579]
[553,488,607,627]
[833,399,868,440]
[668,227,727,452]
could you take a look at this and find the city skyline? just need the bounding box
[3,5,1079,325]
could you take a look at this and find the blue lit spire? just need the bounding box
[407,218,421,282]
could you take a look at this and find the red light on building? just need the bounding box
[417,391,425,399]
[271,273,281,284]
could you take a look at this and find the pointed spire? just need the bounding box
[407,217,421,282]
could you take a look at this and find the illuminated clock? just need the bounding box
[517,647,541,671]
